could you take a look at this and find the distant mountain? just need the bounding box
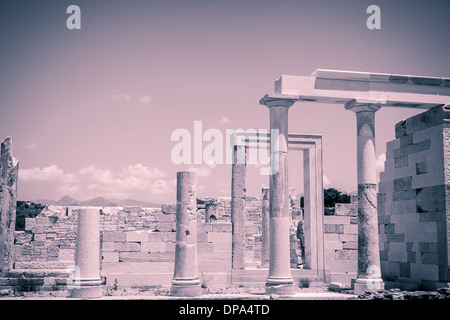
[56,195,80,206]
[31,195,161,208]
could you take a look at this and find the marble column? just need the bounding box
[345,100,384,294]
[231,145,247,270]
[0,137,19,274]
[262,98,296,295]
[170,171,201,296]
[70,208,102,298]
[261,187,270,268]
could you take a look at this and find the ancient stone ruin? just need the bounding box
[1,69,450,299]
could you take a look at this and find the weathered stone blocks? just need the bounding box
[379,105,450,290]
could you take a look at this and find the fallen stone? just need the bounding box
[438,287,450,295]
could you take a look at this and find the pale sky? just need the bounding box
[1,0,449,203]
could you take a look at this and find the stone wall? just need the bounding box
[9,197,270,288]
[6,193,362,290]
[378,105,450,290]
[323,203,358,285]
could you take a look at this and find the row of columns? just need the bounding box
[257,97,384,294]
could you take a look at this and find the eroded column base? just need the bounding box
[170,279,201,297]
[69,279,103,299]
[353,278,385,295]
[265,277,295,295]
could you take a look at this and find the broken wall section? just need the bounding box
[378,105,450,290]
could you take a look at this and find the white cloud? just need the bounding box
[189,164,216,177]
[139,95,152,104]
[323,174,332,187]
[111,93,132,102]
[55,184,81,198]
[25,142,39,150]
[20,165,78,183]
[20,163,174,202]
[78,164,173,199]
[215,116,230,126]
[376,153,386,173]
[111,93,152,105]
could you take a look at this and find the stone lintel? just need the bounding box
[267,69,450,108]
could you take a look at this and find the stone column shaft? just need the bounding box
[263,99,296,295]
[345,101,384,294]
[0,137,18,274]
[70,208,102,298]
[261,187,270,268]
[231,145,247,270]
[171,171,201,296]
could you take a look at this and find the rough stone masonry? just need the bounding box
[0,137,19,274]
[378,105,450,290]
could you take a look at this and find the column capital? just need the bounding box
[344,99,383,113]
[260,94,297,108]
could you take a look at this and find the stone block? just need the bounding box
[395,156,409,168]
[59,248,75,261]
[407,252,416,263]
[147,252,174,262]
[140,242,166,253]
[342,241,358,250]
[197,242,213,253]
[102,232,126,242]
[385,223,395,234]
[119,252,151,262]
[420,252,438,265]
[324,233,339,241]
[165,242,176,253]
[410,263,439,281]
[386,138,401,152]
[399,262,410,278]
[388,251,407,262]
[155,212,176,222]
[404,232,437,242]
[393,176,412,192]
[325,240,343,250]
[338,234,356,242]
[102,252,119,263]
[343,224,358,235]
[393,189,416,202]
[335,203,357,216]
[155,222,176,232]
[125,231,151,242]
[207,232,232,242]
[419,242,438,252]
[324,224,337,233]
[400,134,414,148]
[114,242,141,252]
[211,223,232,233]
[324,216,350,224]
[213,241,232,253]
[102,242,115,252]
[416,161,427,175]
[378,215,390,224]
[14,232,33,245]
[161,203,176,214]
[416,186,446,213]
[147,231,176,242]
[387,234,404,242]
